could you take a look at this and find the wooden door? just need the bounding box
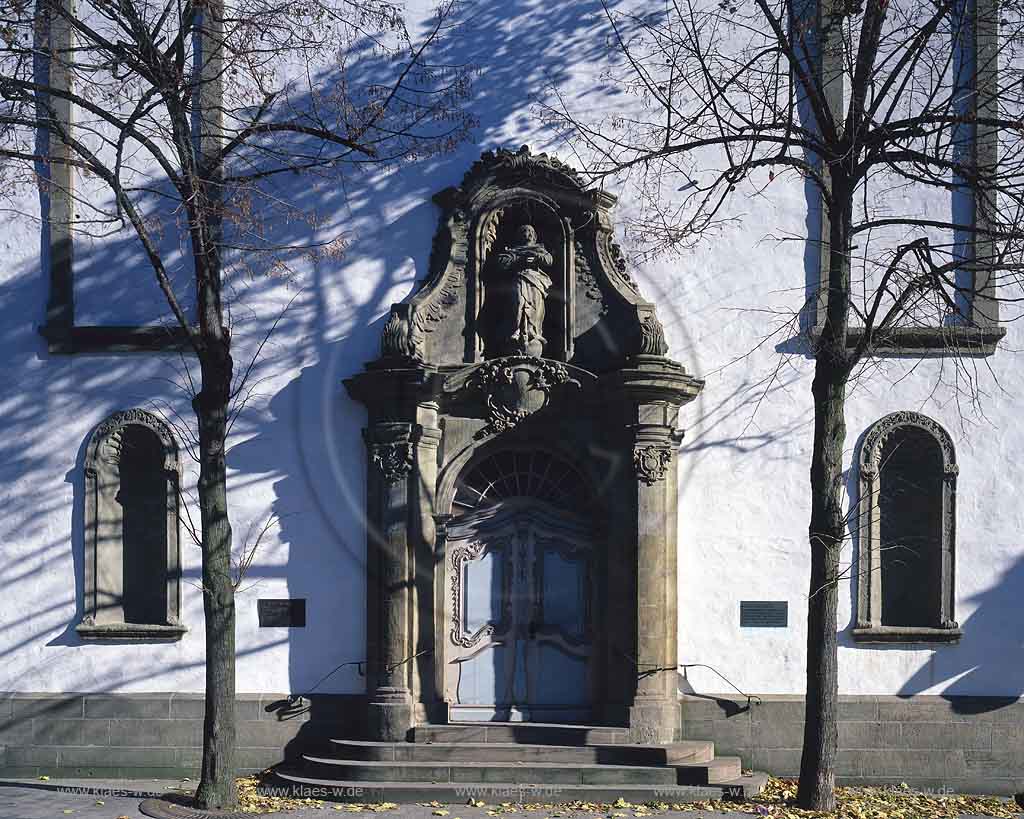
[445,501,592,722]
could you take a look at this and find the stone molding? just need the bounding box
[79,409,184,641]
[854,411,959,643]
[804,0,1004,356]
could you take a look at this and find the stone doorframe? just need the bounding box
[345,147,703,744]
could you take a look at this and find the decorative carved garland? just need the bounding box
[574,241,605,307]
[633,445,672,485]
[372,442,414,484]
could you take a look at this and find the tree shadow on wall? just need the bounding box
[222,0,636,736]
[2,0,641,735]
[894,554,1024,704]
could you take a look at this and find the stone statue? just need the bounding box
[497,224,554,356]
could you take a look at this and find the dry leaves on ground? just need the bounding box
[683,778,1020,818]
[230,775,1018,817]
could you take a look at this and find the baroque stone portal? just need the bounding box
[345,146,703,743]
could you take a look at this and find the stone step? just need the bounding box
[267,769,753,804]
[298,756,680,785]
[325,739,715,766]
[412,723,629,746]
[674,755,742,786]
[716,771,770,800]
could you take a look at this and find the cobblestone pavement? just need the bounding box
[0,780,1018,819]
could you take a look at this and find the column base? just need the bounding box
[628,699,679,744]
[367,695,414,741]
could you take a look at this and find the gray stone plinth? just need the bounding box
[367,700,414,742]
[628,700,679,744]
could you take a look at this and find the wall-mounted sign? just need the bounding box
[258,598,306,627]
[740,601,788,628]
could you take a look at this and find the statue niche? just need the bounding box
[480,217,559,359]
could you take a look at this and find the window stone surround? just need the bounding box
[853,411,961,644]
[77,409,186,641]
[807,0,1005,357]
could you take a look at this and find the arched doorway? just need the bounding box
[344,147,704,742]
[443,451,595,722]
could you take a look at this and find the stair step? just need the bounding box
[299,757,679,785]
[268,769,749,804]
[326,739,714,765]
[413,723,629,747]
[675,756,742,786]
[716,771,770,800]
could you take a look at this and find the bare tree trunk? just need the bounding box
[193,346,237,810]
[798,365,845,811]
[798,174,852,812]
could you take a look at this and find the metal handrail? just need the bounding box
[617,649,761,707]
[679,663,763,707]
[290,648,434,703]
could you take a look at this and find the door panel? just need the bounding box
[445,501,592,722]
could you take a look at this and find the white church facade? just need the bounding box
[0,0,1022,799]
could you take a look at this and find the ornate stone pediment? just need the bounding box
[375,145,673,372]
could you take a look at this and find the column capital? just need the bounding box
[344,364,439,422]
[633,444,672,486]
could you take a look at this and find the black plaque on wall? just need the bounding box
[740,601,788,628]
[258,598,306,627]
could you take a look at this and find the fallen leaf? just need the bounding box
[433,810,450,816]
[38,775,49,781]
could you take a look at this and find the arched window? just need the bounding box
[77,409,186,640]
[853,412,960,643]
[452,449,591,516]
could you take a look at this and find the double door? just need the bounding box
[444,501,592,722]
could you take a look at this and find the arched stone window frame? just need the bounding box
[76,408,187,641]
[853,411,962,643]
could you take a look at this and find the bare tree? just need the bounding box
[548,0,1024,809]
[0,0,473,808]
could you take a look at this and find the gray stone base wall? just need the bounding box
[0,693,364,779]
[680,694,1024,796]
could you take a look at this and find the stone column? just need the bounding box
[410,406,442,722]
[614,354,703,744]
[629,423,679,743]
[364,421,416,741]
[346,364,436,740]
